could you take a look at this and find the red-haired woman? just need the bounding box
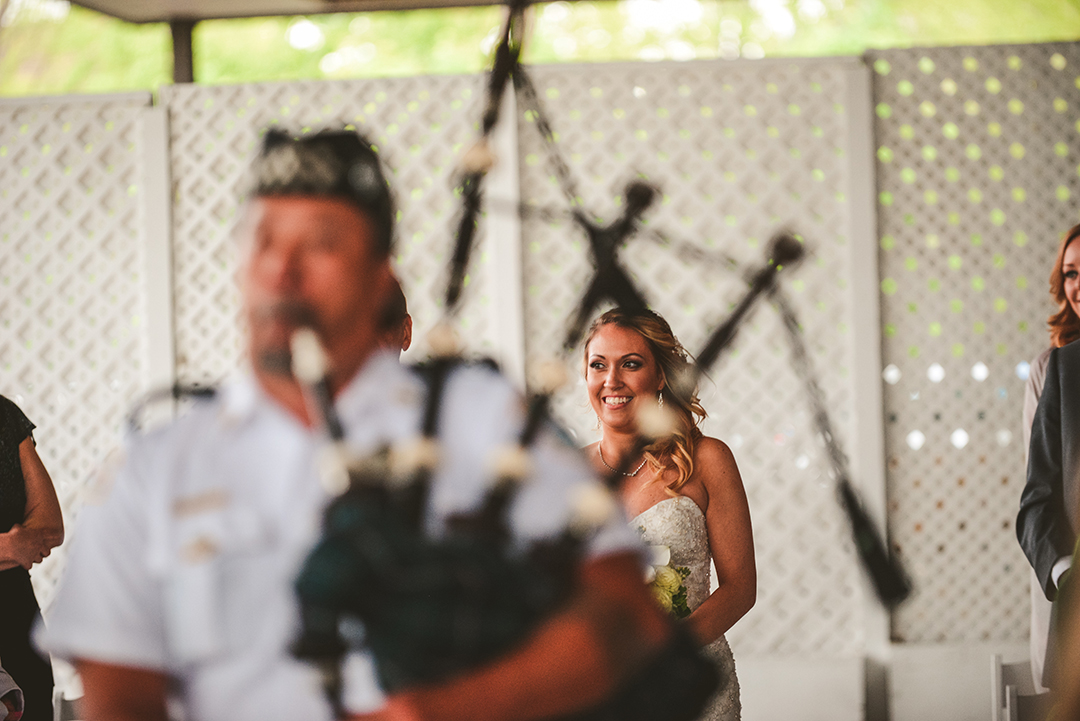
[1020,223,1080,692]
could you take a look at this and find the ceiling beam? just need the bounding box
[70,0,505,24]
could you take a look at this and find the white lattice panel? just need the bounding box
[162,76,500,385]
[517,59,870,655]
[0,94,153,608]
[6,40,1069,663]
[871,43,1080,643]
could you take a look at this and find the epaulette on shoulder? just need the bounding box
[407,356,500,377]
[126,384,218,434]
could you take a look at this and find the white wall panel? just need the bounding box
[0,92,153,608]
[2,42,1077,715]
[516,58,874,657]
[870,43,1080,645]
[161,76,504,385]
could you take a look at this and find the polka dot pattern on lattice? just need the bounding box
[518,60,866,656]
[870,43,1080,644]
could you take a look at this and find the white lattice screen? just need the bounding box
[161,76,503,386]
[516,59,874,656]
[870,43,1080,644]
[4,40,1078,668]
[157,67,880,660]
[0,93,153,607]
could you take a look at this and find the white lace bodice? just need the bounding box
[631,494,741,721]
[632,495,712,610]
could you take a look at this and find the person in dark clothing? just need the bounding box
[0,396,63,721]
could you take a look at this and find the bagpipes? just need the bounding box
[285,0,910,713]
[439,0,911,610]
[119,3,910,717]
[287,329,721,720]
[286,9,720,712]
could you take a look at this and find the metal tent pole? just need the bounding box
[170,19,196,84]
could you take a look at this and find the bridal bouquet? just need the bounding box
[644,544,692,619]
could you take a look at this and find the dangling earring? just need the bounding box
[658,391,664,409]
[595,415,601,430]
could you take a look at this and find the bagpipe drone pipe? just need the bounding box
[441,0,911,612]
[282,0,907,713]
[286,329,721,721]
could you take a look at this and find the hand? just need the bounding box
[3,524,53,569]
[346,696,421,721]
[2,689,22,721]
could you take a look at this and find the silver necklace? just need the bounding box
[597,444,647,477]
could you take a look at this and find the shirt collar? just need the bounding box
[217,350,411,428]
[218,369,261,426]
[334,349,415,427]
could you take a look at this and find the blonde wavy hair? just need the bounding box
[584,308,706,492]
[1048,223,1080,348]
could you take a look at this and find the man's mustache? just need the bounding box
[251,299,319,329]
[251,300,320,377]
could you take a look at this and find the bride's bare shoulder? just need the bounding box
[689,436,744,499]
[693,436,738,467]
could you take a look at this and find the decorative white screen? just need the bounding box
[161,76,502,386]
[870,43,1080,643]
[3,39,1077,661]
[516,59,872,655]
[0,93,153,607]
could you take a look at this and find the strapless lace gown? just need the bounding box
[632,496,740,721]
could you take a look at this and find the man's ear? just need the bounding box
[401,315,413,352]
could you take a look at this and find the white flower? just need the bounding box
[654,565,683,594]
[651,585,674,612]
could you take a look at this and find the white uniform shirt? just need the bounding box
[43,352,639,721]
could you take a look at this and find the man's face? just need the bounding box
[240,195,391,378]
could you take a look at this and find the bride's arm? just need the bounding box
[685,437,756,646]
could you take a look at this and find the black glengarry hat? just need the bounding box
[253,128,395,256]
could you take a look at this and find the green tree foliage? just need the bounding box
[194,9,503,84]
[0,0,1078,97]
[0,4,171,95]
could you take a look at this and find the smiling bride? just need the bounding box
[582,307,756,721]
